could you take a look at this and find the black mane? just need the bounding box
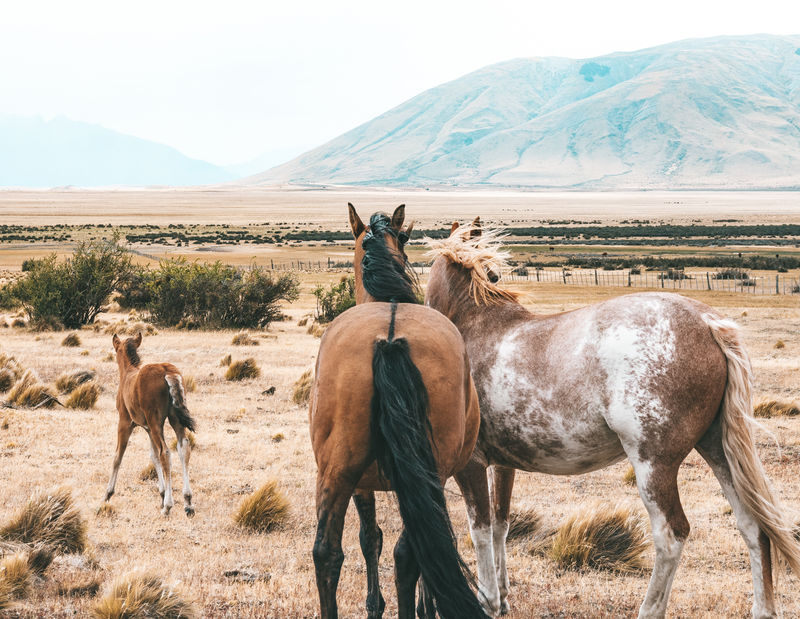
[124,339,141,366]
[361,213,420,304]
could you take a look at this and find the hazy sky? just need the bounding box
[2,1,798,168]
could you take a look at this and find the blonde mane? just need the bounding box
[425,224,520,305]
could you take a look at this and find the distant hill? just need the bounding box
[0,115,234,187]
[248,34,800,189]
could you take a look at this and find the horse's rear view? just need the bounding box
[309,205,487,619]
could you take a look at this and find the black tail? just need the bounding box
[165,374,196,433]
[370,303,487,619]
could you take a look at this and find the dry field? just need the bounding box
[0,276,798,618]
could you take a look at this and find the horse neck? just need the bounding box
[452,297,529,341]
[116,356,139,380]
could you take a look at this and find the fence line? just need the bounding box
[506,268,800,295]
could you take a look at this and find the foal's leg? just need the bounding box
[148,437,166,500]
[313,472,357,619]
[104,418,134,502]
[394,527,420,619]
[353,490,385,619]
[173,423,194,517]
[149,426,174,516]
[489,465,515,615]
[696,423,775,619]
[454,459,501,616]
[627,453,689,619]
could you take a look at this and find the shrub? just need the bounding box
[753,399,800,418]
[55,370,95,394]
[225,358,260,381]
[234,480,289,533]
[143,259,299,329]
[549,503,649,572]
[313,276,356,322]
[61,333,81,347]
[292,369,313,406]
[10,234,134,329]
[91,570,197,619]
[714,268,749,280]
[231,331,258,346]
[65,382,100,410]
[114,265,152,310]
[0,554,31,598]
[0,487,87,553]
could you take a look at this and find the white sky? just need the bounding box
[1,0,799,167]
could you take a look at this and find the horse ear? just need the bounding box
[403,221,415,238]
[469,216,482,239]
[133,331,142,347]
[112,334,120,350]
[450,221,460,236]
[348,203,365,239]
[391,204,405,230]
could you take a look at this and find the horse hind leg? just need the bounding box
[104,418,133,502]
[148,435,166,499]
[353,490,385,619]
[394,527,421,619]
[173,422,194,517]
[696,425,775,619]
[628,456,689,619]
[149,427,174,516]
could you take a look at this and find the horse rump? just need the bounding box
[370,330,487,619]
[164,374,196,433]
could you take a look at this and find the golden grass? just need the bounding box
[170,431,196,451]
[0,369,15,393]
[65,382,100,410]
[292,369,313,406]
[231,331,259,346]
[219,354,231,367]
[271,432,285,443]
[0,553,31,599]
[139,463,157,482]
[61,332,81,347]
[25,544,55,576]
[56,369,96,393]
[753,398,800,418]
[306,321,327,338]
[57,574,102,598]
[233,480,290,533]
[507,508,542,542]
[10,318,26,328]
[225,358,260,381]
[183,375,197,393]
[91,570,197,619]
[6,370,38,403]
[623,464,637,486]
[0,487,87,554]
[0,577,11,611]
[549,503,650,573]
[775,339,786,349]
[7,371,59,409]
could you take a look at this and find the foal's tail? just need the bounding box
[165,374,196,433]
[703,313,800,575]
[371,303,487,619]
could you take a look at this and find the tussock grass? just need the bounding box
[0,487,87,553]
[104,321,157,337]
[234,480,289,533]
[549,503,649,572]
[0,577,11,611]
[26,544,55,576]
[139,463,157,482]
[7,371,59,409]
[91,570,197,619]
[292,369,313,406]
[65,382,100,409]
[219,354,232,367]
[95,503,115,518]
[10,318,26,328]
[61,332,81,347]
[57,574,102,598]
[225,358,260,381]
[271,433,284,443]
[56,370,96,393]
[306,321,326,338]
[775,339,785,349]
[0,369,15,393]
[623,464,637,486]
[507,508,542,542]
[231,331,259,346]
[170,431,196,451]
[297,316,309,327]
[183,375,197,393]
[6,370,38,404]
[753,398,800,418]
[0,554,31,598]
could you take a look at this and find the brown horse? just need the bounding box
[424,220,800,619]
[309,204,487,619]
[103,333,196,517]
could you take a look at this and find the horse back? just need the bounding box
[120,362,180,426]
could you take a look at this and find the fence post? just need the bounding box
[776,274,780,294]
[594,269,598,285]
[270,259,274,269]
[562,269,567,284]
[661,272,665,288]
[706,272,711,290]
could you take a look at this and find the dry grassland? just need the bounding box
[0,275,798,618]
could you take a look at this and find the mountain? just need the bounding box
[248,35,800,189]
[0,115,234,188]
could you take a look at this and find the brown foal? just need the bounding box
[103,333,196,517]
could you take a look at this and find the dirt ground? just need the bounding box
[1,274,798,618]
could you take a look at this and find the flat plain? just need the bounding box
[0,190,798,617]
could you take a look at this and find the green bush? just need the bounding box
[10,234,133,329]
[143,259,299,329]
[313,276,356,322]
[115,265,152,310]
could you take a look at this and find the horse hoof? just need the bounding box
[185,506,195,518]
[162,506,172,516]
